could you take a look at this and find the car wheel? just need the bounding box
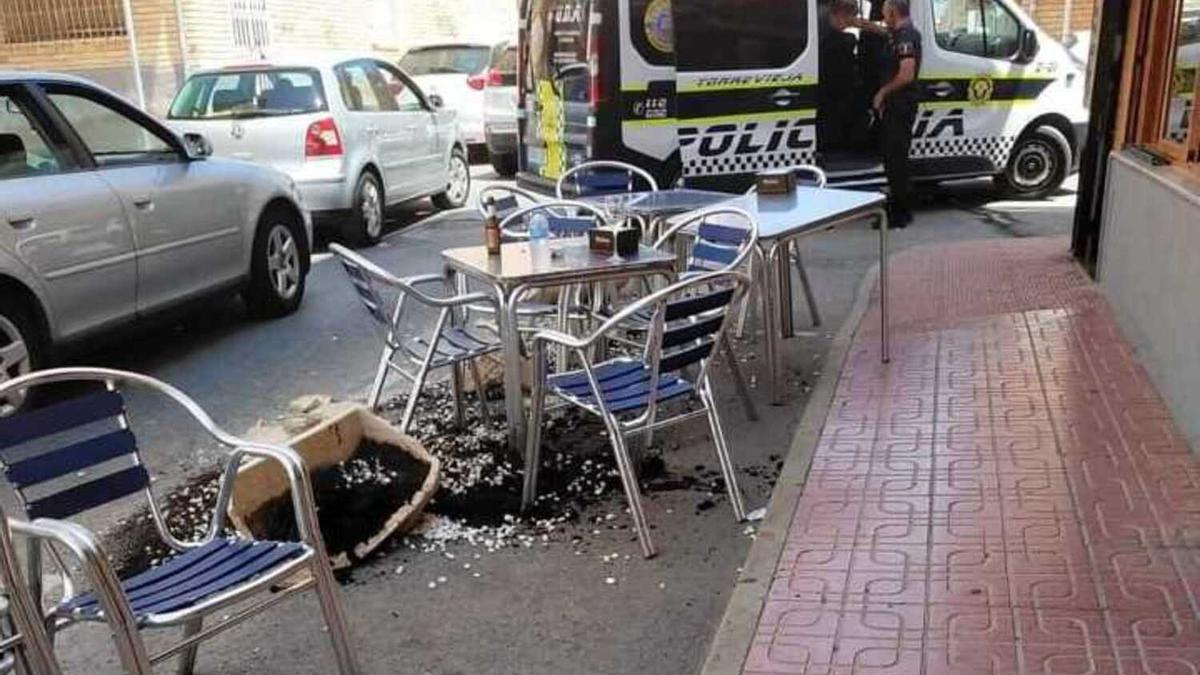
[490,152,517,177]
[433,147,471,210]
[0,297,44,416]
[343,172,385,247]
[245,212,308,319]
[996,127,1069,199]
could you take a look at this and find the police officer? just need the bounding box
[856,0,922,228]
[818,0,864,155]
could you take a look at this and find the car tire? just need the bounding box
[0,295,45,416]
[244,211,308,319]
[342,172,385,247]
[995,127,1070,199]
[490,152,517,177]
[433,146,471,210]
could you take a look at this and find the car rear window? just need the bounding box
[400,46,491,76]
[168,68,326,119]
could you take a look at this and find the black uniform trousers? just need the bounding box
[881,96,917,226]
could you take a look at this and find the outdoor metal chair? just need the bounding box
[498,200,606,241]
[555,160,659,199]
[0,506,61,675]
[477,184,544,221]
[331,244,502,434]
[523,270,753,558]
[0,368,359,675]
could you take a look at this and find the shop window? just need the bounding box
[1124,0,1200,169]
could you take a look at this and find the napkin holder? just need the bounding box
[589,227,641,257]
[756,169,796,195]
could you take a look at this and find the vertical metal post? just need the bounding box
[121,0,147,110]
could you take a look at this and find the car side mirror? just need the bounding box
[428,93,444,109]
[1018,29,1039,62]
[183,132,212,160]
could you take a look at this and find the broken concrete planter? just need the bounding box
[229,404,441,569]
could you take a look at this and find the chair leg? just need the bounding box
[700,377,747,522]
[310,561,361,675]
[721,336,759,421]
[792,241,822,327]
[367,345,397,410]
[398,360,432,435]
[450,363,466,429]
[176,618,202,675]
[600,415,656,558]
[468,359,493,424]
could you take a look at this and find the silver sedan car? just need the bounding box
[0,72,310,413]
[167,54,470,246]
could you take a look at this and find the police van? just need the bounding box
[518,0,1089,197]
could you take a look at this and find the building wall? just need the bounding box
[1018,0,1097,38]
[1097,152,1200,448]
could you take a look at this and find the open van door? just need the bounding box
[672,0,818,191]
[520,0,593,185]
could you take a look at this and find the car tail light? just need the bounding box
[305,117,343,159]
[469,69,506,90]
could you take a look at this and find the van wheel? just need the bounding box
[245,214,308,319]
[0,297,44,416]
[433,147,471,210]
[996,128,1069,199]
[342,172,385,247]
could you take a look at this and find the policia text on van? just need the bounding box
[517,0,1088,198]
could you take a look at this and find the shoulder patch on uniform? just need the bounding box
[895,41,917,58]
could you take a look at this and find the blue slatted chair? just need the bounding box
[497,200,605,241]
[0,368,359,675]
[523,271,754,558]
[0,505,61,675]
[477,184,544,221]
[330,244,502,434]
[555,160,659,199]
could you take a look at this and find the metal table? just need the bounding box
[608,187,891,404]
[442,240,678,453]
[747,188,889,403]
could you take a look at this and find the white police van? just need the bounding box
[518,0,1089,197]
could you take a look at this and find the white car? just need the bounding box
[0,72,310,410]
[168,54,470,247]
[483,43,519,176]
[401,42,512,156]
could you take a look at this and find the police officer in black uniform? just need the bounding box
[856,0,922,228]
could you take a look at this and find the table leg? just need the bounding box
[775,241,796,340]
[498,285,527,454]
[878,209,890,364]
[760,243,785,406]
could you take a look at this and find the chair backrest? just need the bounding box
[477,184,543,220]
[0,386,146,521]
[556,160,659,199]
[654,207,759,275]
[498,201,606,240]
[791,164,828,188]
[331,245,393,327]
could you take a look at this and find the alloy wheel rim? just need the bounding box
[447,156,469,205]
[1013,141,1054,189]
[267,225,301,301]
[0,315,30,416]
[362,181,383,239]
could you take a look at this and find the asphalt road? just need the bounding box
[48,168,1079,675]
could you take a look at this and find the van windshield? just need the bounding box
[168,69,326,120]
[401,46,491,76]
[527,0,590,101]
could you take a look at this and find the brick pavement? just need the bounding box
[743,238,1200,674]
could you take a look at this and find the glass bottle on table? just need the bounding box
[484,196,501,256]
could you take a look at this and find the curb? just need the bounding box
[699,263,880,675]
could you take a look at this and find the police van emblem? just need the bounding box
[644,0,674,54]
[967,76,995,105]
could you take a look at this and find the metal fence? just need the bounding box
[0,0,126,44]
[230,0,271,50]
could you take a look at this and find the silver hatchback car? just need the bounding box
[0,72,310,412]
[168,54,470,246]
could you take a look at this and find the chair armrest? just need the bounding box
[9,518,110,610]
[528,329,590,350]
[406,274,448,288]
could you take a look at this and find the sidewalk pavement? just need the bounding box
[710,237,1200,675]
